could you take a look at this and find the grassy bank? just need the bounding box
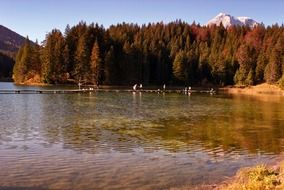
[221,83,284,96]
[172,162,284,190]
[217,163,284,190]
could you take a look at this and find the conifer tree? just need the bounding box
[255,52,267,83]
[173,50,187,82]
[264,47,282,83]
[41,30,65,83]
[104,46,118,84]
[13,37,32,83]
[90,40,102,85]
[74,33,89,83]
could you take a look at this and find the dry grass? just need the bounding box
[173,162,284,190]
[218,163,284,190]
[223,83,284,96]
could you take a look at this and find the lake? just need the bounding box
[1,82,284,190]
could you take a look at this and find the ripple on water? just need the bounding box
[1,87,284,189]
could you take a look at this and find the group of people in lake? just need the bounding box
[132,84,167,91]
[132,84,215,95]
[132,84,143,91]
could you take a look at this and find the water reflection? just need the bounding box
[1,83,284,189]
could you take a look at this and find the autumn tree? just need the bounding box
[13,37,32,83]
[234,44,257,85]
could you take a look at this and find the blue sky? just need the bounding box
[0,0,283,42]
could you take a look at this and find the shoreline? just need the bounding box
[14,82,51,86]
[220,83,284,96]
[4,81,284,94]
[214,157,284,190]
[3,82,284,98]
[173,155,284,190]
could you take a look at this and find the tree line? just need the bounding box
[13,21,284,86]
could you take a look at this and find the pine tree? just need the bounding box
[234,44,256,85]
[173,50,187,82]
[13,44,25,83]
[74,33,89,83]
[13,37,32,83]
[29,43,41,82]
[104,46,117,84]
[255,52,267,83]
[90,40,102,85]
[264,39,283,83]
[62,44,70,80]
[245,69,255,85]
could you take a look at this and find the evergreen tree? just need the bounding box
[173,50,187,83]
[90,40,102,85]
[234,44,256,85]
[264,38,283,83]
[41,30,66,83]
[13,37,32,83]
[104,46,117,84]
[255,52,267,83]
[74,33,89,83]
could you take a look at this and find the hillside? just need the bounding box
[0,25,27,57]
[0,25,28,79]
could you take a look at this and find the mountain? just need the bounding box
[0,24,27,57]
[0,25,27,79]
[206,13,258,28]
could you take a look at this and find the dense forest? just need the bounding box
[0,52,14,79]
[13,21,284,86]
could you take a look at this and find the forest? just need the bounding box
[0,52,14,79]
[13,21,284,87]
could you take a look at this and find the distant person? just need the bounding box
[78,82,82,90]
[139,84,143,89]
[133,84,137,91]
[210,88,215,94]
[163,84,166,91]
[188,86,191,95]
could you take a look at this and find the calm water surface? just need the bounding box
[1,82,284,190]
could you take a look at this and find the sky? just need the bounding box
[0,0,283,42]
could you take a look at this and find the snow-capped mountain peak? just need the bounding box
[206,13,258,28]
[237,16,258,27]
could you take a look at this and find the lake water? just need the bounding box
[1,82,284,190]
